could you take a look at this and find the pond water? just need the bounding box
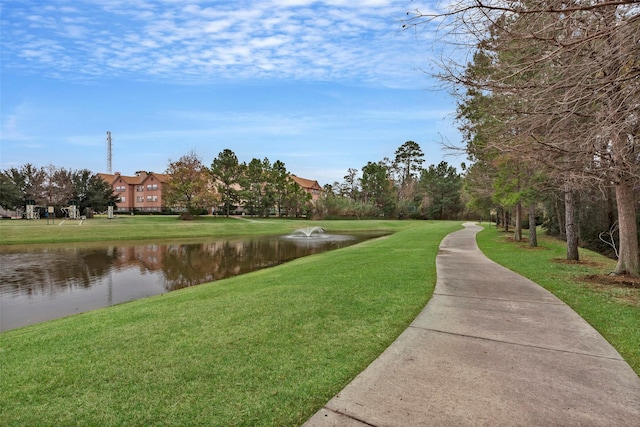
[0,232,381,332]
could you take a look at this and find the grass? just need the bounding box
[476,226,640,375]
[2,219,637,426]
[0,219,462,426]
[0,215,419,245]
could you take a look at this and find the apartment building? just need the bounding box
[99,171,324,213]
[98,171,169,212]
[289,175,324,202]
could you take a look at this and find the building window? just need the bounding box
[120,196,126,203]
[136,185,144,192]
[146,184,158,191]
[146,195,158,202]
[115,185,126,192]
[136,196,144,203]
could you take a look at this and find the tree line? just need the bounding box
[0,164,117,217]
[319,141,464,220]
[164,143,465,221]
[406,1,639,276]
[164,150,313,219]
[0,142,464,222]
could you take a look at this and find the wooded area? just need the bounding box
[405,0,639,276]
[0,164,117,217]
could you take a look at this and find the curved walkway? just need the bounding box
[304,222,640,426]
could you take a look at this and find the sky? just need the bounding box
[0,0,464,186]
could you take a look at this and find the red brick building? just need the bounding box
[99,171,324,213]
[98,171,169,212]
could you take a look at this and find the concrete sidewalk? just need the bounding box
[304,222,640,426]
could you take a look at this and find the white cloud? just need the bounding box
[0,114,30,141]
[1,0,439,87]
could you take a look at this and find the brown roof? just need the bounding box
[290,175,323,191]
[140,172,170,184]
[97,173,119,184]
[98,172,169,185]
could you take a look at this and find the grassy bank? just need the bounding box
[477,227,640,375]
[0,215,418,245]
[0,220,462,426]
[2,220,637,426]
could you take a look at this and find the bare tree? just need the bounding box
[341,168,360,200]
[407,1,639,274]
[44,165,74,207]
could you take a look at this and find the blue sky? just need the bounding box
[0,0,462,186]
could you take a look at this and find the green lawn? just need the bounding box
[0,215,418,245]
[0,219,461,426]
[476,227,640,375]
[1,219,637,426]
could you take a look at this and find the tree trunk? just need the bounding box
[565,185,579,261]
[604,8,639,276]
[503,209,509,233]
[528,204,537,247]
[556,196,566,240]
[613,175,639,276]
[514,202,522,242]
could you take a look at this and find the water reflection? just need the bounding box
[0,233,377,332]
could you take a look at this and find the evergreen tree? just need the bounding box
[211,149,242,217]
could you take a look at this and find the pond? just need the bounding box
[0,231,383,332]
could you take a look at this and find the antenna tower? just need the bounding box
[106,131,112,173]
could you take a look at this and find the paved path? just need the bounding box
[304,222,640,426]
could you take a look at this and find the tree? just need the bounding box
[394,141,424,185]
[462,161,495,222]
[283,178,311,218]
[72,169,118,214]
[44,165,74,207]
[270,160,290,217]
[419,161,462,220]
[408,1,639,273]
[5,163,47,204]
[0,172,22,211]
[210,149,242,217]
[341,168,360,200]
[361,161,395,217]
[164,152,216,219]
[598,5,640,275]
[1,164,120,217]
[393,141,424,206]
[241,157,275,217]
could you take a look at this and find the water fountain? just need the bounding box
[283,226,355,248]
[291,226,325,237]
